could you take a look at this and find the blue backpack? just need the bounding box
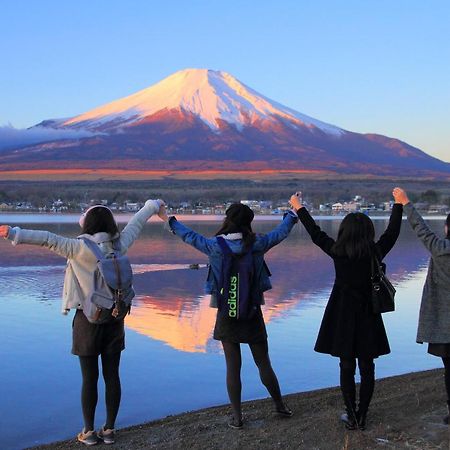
[216,237,257,321]
[81,238,135,324]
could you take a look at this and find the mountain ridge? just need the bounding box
[1,68,448,178]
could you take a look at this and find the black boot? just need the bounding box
[339,359,357,430]
[357,359,375,431]
[341,393,358,430]
[356,406,368,430]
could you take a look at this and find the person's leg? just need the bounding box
[339,358,357,429]
[249,340,290,414]
[222,342,243,426]
[357,358,375,429]
[442,357,450,424]
[78,356,99,432]
[101,352,122,430]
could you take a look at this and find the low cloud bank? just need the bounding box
[0,124,99,150]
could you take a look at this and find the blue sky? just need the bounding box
[0,0,449,161]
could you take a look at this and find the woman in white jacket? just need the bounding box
[0,199,163,446]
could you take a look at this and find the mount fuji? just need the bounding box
[1,68,448,177]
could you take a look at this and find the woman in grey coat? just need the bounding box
[394,188,450,424]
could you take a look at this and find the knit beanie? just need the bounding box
[225,203,254,227]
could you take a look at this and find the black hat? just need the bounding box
[225,203,254,227]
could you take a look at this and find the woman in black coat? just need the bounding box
[290,191,403,430]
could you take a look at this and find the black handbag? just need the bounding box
[370,249,396,314]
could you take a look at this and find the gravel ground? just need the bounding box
[31,369,449,450]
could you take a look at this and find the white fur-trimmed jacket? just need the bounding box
[6,200,161,314]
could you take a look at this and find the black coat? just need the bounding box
[297,204,403,359]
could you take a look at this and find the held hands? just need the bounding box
[392,187,409,205]
[157,204,169,222]
[289,192,303,211]
[0,225,10,238]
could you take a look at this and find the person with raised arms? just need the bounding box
[157,202,297,429]
[290,190,403,430]
[393,187,450,424]
[0,199,164,446]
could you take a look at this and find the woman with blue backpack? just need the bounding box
[157,202,297,429]
[0,199,164,446]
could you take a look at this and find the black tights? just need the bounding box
[222,340,285,421]
[442,357,450,405]
[79,352,121,432]
[339,358,375,413]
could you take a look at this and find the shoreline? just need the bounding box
[32,368,449,450]
[1,212,447,225]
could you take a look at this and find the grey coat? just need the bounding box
[405,203,450,343]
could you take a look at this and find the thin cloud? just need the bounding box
[0,124,100,150]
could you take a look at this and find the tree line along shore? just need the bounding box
[32,369,449,450]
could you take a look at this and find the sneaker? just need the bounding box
[274,405,293,417]
[77,429,99,446]
[98,427,116,444]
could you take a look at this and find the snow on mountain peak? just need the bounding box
[63,68,343,135]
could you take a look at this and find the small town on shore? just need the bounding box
[2,194,449,216]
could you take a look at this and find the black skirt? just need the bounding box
[428,343,450,357]
[213,306,267,343]
[72,309,125,356]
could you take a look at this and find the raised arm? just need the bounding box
[297,207,335,256]
[119,199,162,251]
[289,191,335,255]
[252,211,298,253]
[394,187,449,256]
[374,203,403,258]
[167,217,217,255]
[373,187,406,259]
[1,225,82,259]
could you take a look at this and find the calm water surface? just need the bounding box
[0,214,444,449]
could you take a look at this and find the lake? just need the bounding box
[0,213,445,449]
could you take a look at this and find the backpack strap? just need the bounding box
[217,236,233,255]
[112,238,122,252]
[81,237,106,261]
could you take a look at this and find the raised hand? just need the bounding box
[392,187,409,205]
[157,205,169,222]
[0,225,11,238]
[289,192,303,211]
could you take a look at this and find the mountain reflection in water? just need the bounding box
[0,216,443,450]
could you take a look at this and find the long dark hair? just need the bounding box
[215,203,256,250]
[81,206,119,236]
[331,212,375,259]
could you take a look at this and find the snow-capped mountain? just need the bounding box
[1,68,448,177]
[61,68,343,135]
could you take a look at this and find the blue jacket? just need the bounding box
[168,211,298,306]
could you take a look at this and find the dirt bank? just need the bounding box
[32,369,449,450]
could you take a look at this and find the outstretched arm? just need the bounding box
[290,193,335,255]
[119,199,162,251]
[168,217,216,255]
[394,187,449,256]
[157,204,217,255]
[252,211,298,253]
[1,224,82,259]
